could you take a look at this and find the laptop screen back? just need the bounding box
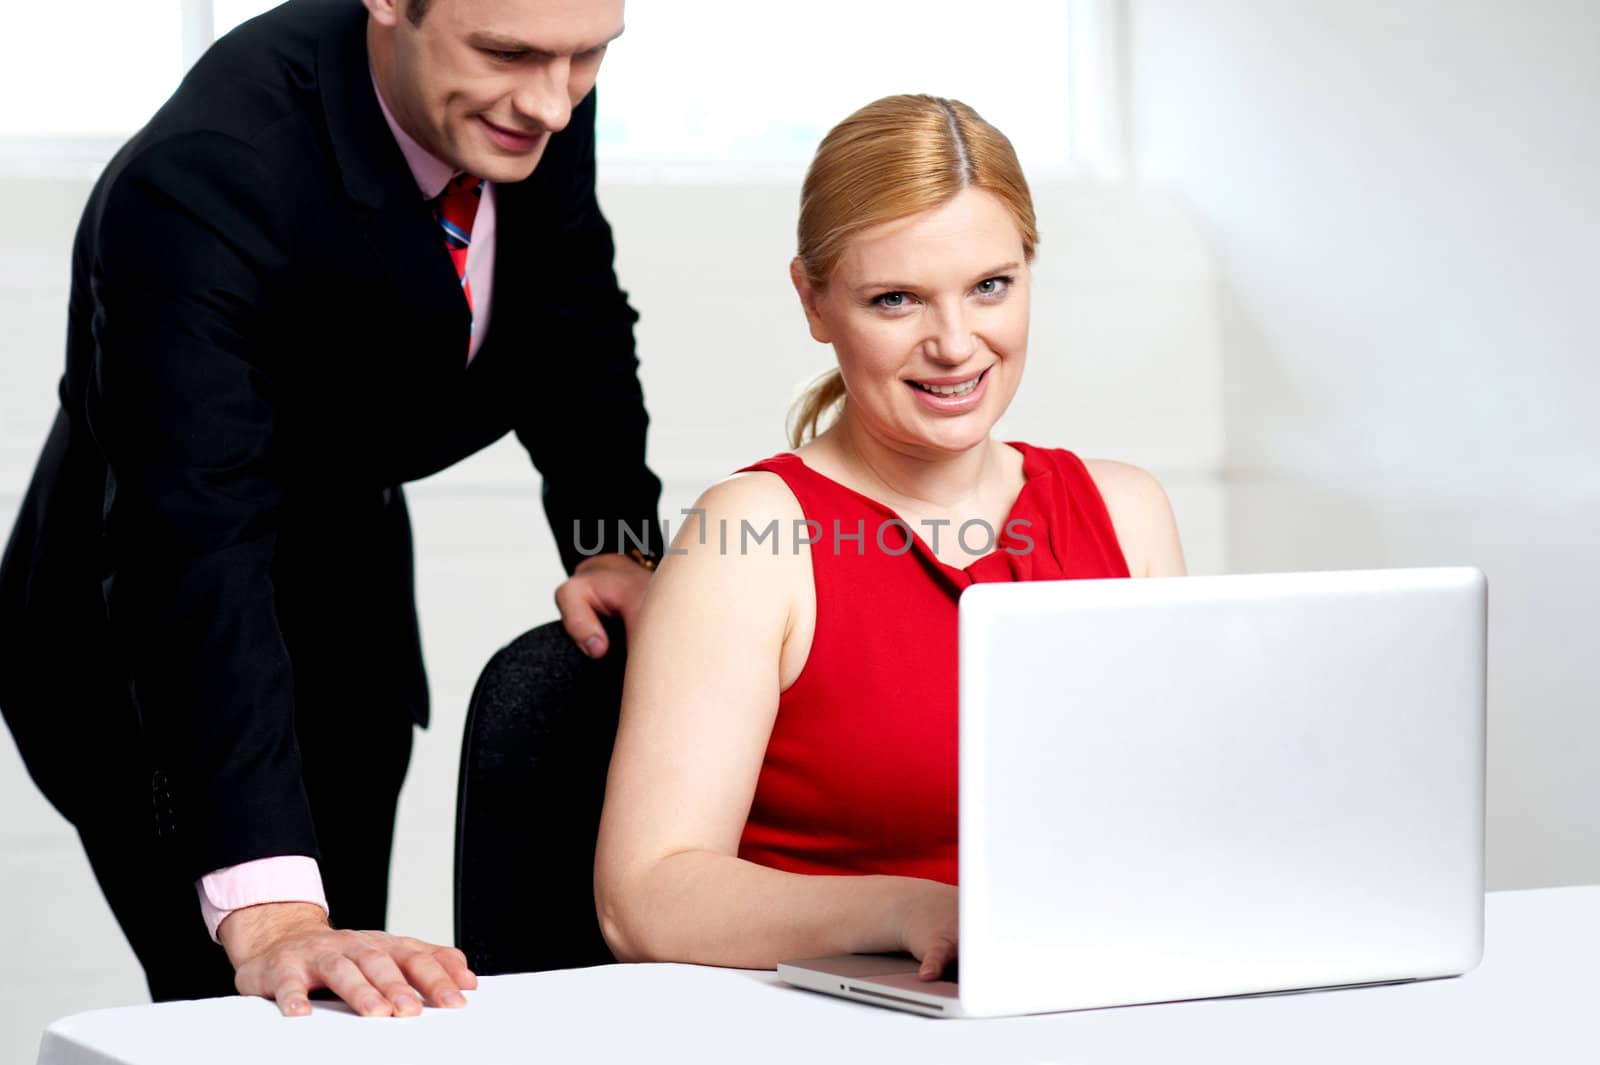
[956,568,1486,1017]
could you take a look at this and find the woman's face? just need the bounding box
[795,187,1031,458]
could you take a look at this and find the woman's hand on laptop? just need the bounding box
[900,881,959,981]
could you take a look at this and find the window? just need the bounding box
[0,1,299,141]
[2,2,1120,178]
[3,2,185,136]
[596,2,1073,173]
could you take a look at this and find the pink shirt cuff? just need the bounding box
[196,856,329,943]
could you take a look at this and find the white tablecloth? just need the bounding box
[38,886,1599,1064]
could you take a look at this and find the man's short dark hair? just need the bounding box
[406,0,432,26]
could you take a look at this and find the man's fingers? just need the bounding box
[271,976,314,1018]
[238,932,471,1018]
[434,945,478,991]
[554,582,607,657]
[314,951,392,1017]
[619,596,642,637]
[234,950,315,1007]
[351,947,423,1016]
[400,952,468,1008]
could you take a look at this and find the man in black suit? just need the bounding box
[0,0,661,1017]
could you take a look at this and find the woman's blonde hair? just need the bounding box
[787,95,1039,447]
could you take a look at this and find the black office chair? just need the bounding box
[453,618,626,975]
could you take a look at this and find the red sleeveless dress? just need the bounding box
[734,443,1131,885]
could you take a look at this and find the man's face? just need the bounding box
[370,0,624,183]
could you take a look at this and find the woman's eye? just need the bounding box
[873,292,909,309]
[975,276,1013,297]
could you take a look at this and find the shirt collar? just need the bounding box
[370,66,460,201]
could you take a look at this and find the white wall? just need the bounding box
[8,5,1598,1052]
[0,172,1221,1061]
[1128,0,1600,889]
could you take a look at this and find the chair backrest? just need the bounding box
[454,619,626,974]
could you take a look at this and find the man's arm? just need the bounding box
[511,91,663,569]
[90,131,313,878]
[88,131,473,1015]
[510,91,664,654]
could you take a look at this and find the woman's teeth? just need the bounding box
[914,374,981,397]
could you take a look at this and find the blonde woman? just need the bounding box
[595,95,1186,980]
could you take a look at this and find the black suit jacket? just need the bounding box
[0,0,662,879]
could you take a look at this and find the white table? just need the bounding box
[38,887,1598,1064]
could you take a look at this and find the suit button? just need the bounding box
[150,770,176,837]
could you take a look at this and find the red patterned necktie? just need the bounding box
[434,173,485,353]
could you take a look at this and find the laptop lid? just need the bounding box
[956,567,1486,1017]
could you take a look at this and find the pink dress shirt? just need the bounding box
[195,71,500,944]
[372,73,498,361]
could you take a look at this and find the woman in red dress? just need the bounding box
[595,95,1187,979]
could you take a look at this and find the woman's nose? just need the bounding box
[923,303,977,364]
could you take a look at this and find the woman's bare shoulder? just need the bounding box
[1080,457,1167,503]
[683,468,806,538]
[1079,458,1187,577]
[658,467,809,577]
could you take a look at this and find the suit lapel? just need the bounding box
[316,8,469,367]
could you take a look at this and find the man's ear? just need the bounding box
[790,257,831,345]
[363,0,403,29]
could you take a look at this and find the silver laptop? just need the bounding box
[779,567,1487,1018]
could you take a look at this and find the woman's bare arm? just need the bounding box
[593,472,952,969]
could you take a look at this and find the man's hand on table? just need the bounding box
[219,902,477,1017]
